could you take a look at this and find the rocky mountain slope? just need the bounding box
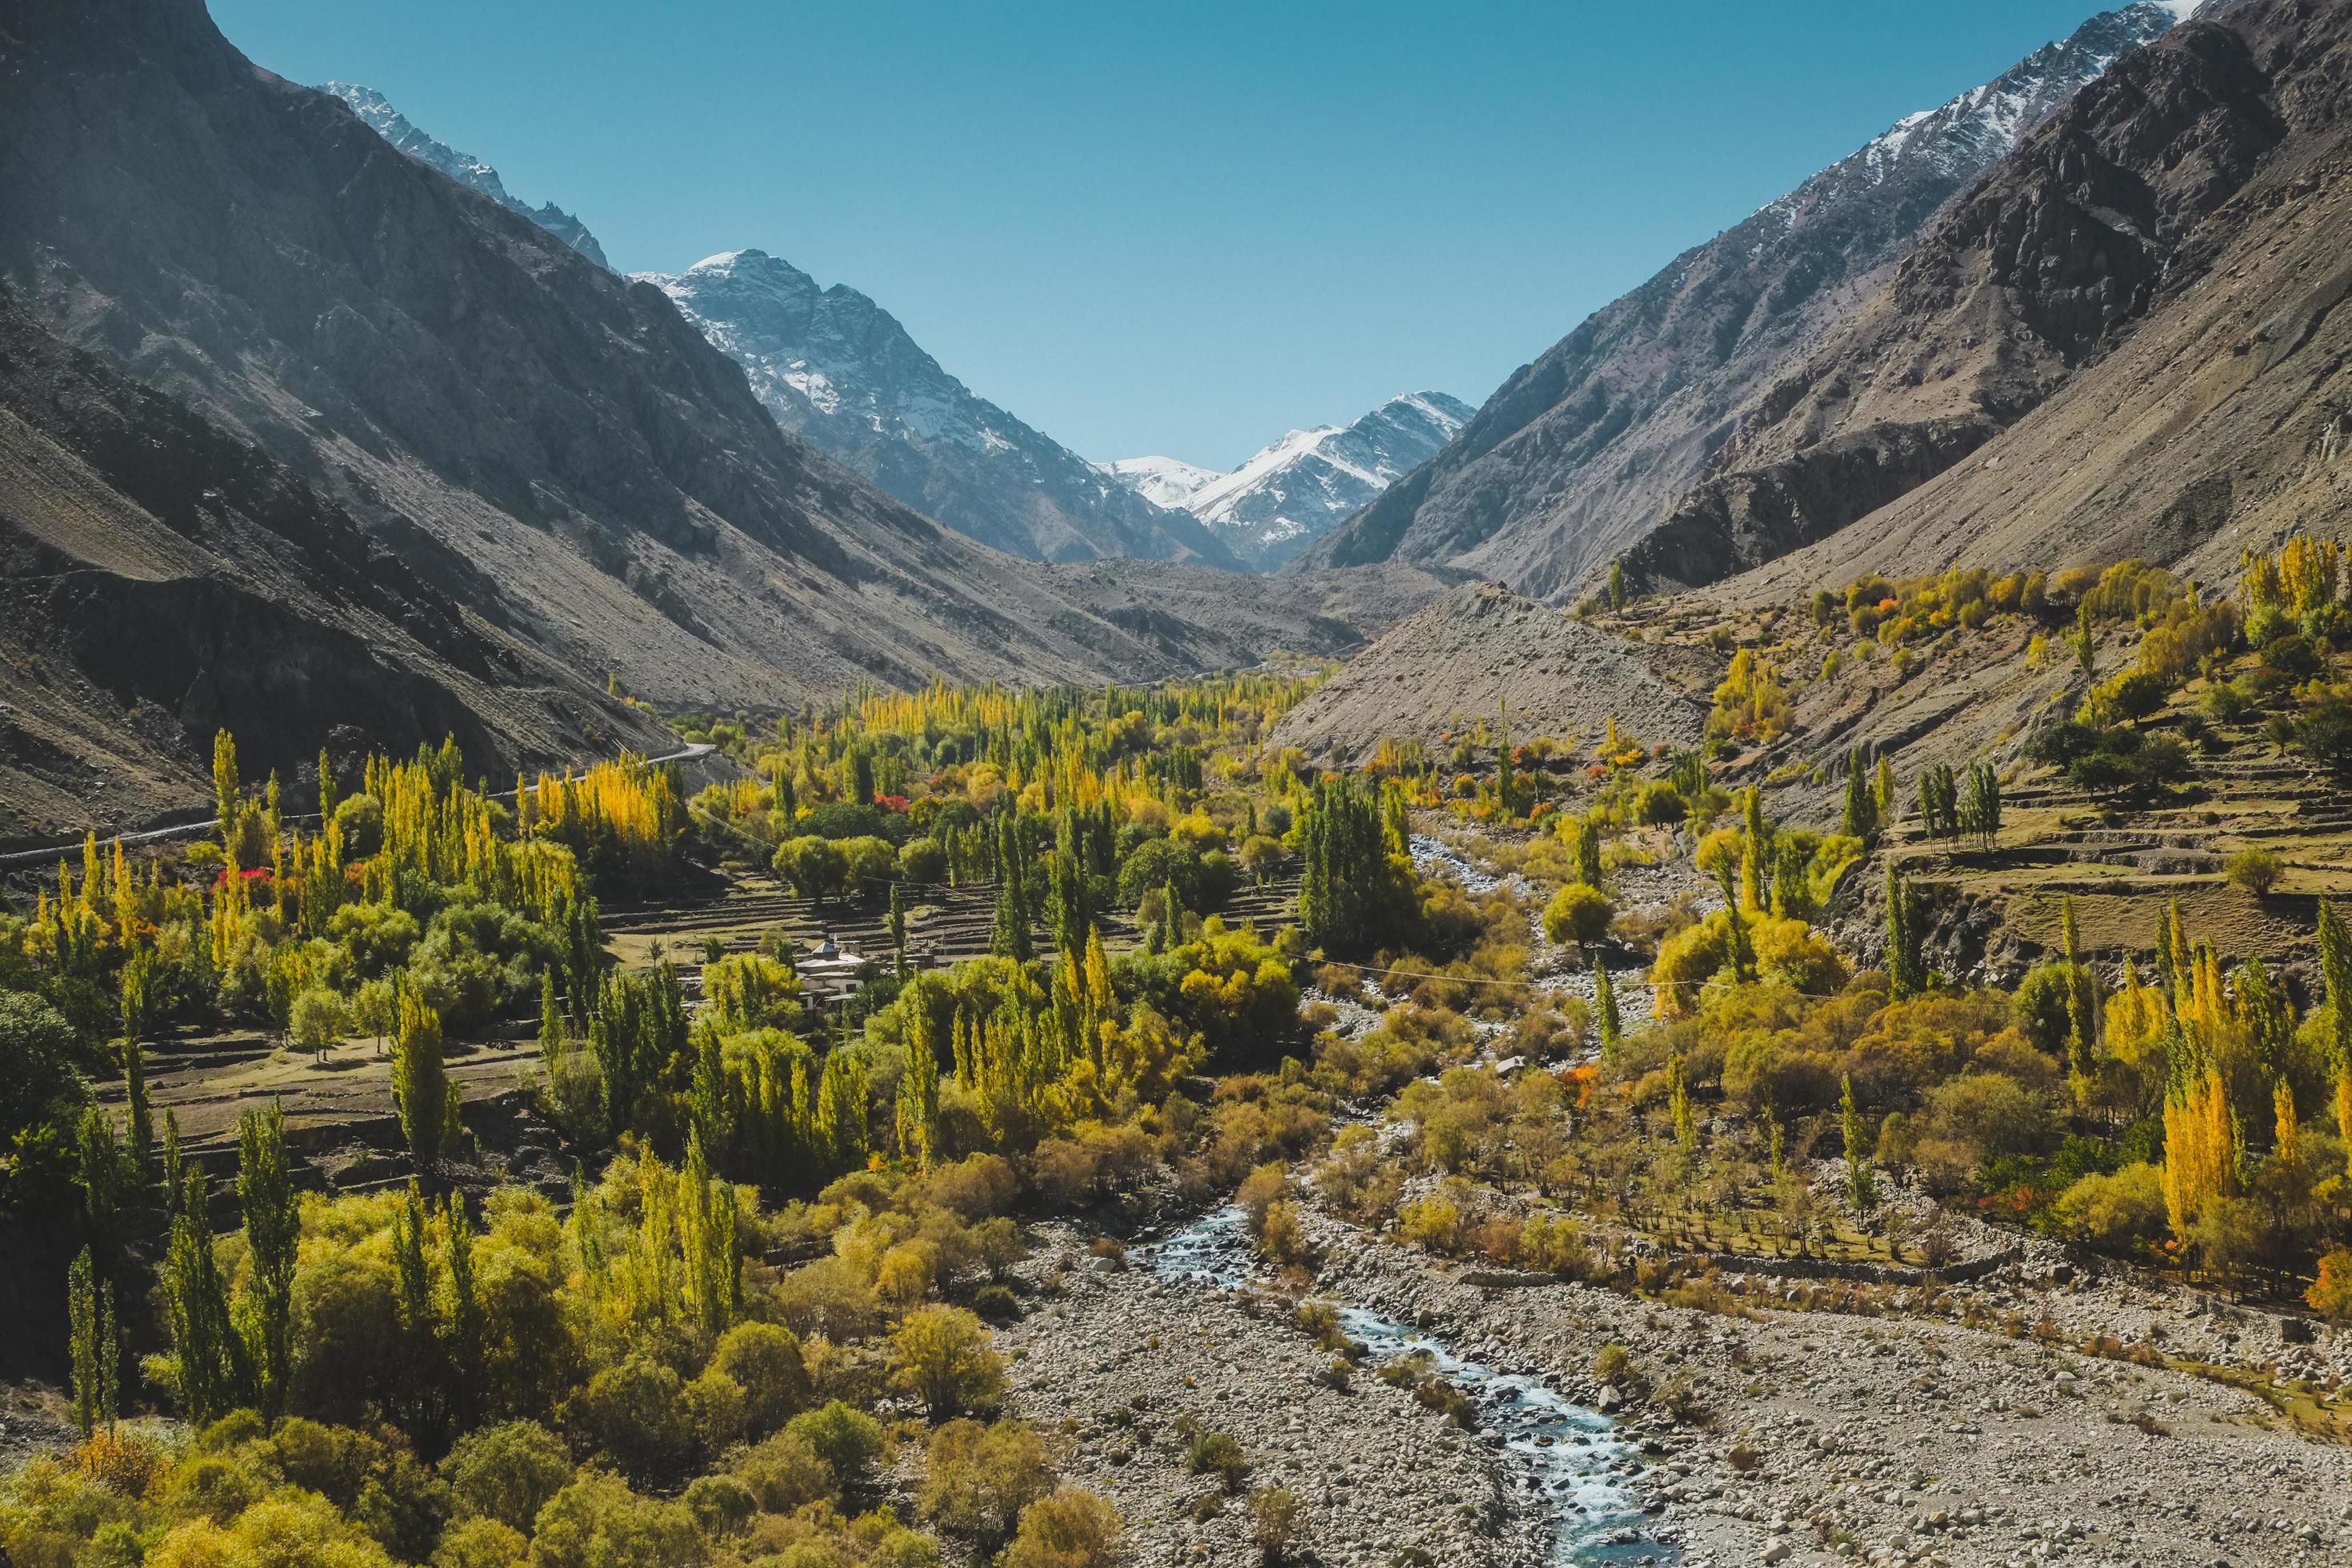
[0,290,669,842]
[1639,1,2287,592]
[645,249,1238,566]
[0,0,1332,742]
[1292,1,2192,599]
[1722,0,2352,602]
[1107,392,1473,570]
[1269,582,1708,766]
[321,81,610,270]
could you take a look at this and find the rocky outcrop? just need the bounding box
[1725,0,2352,600]
[321,82,611,269]
[1270,582,1707,765]
[1638,11,2284,590]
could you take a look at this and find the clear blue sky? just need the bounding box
[213,0,2120,470]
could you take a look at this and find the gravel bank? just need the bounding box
[1302,1209,2352,1568]
[1000,1226,1536,1567]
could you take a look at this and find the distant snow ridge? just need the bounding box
[1108,392,1473,570]
[321,82,610,269]
[1102,455,1222,513]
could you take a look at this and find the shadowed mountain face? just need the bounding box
[0,290,671,842]
[321,81,611,270]
[1722,0,2352,604]
[1634,6,2283,592]
[649,250,1241,568]
[1291,2,2190,600]
[0,0,1330,726]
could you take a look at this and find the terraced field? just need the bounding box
[1882,689,2352,980]
[92,869,1304,1211]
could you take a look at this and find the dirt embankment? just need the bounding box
[1271,583,1709,766]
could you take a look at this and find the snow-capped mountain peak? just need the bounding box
[1787,0,2195,209]
[321,82,610,270]
[1106,391,1473,569]
[640,249,1242,567]
[1102,455,1223,512]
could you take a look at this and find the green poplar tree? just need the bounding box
[77,1106,128,1270]
[1573,816,1603,889]
[990,874,1031,962]
[1842,1074,1877,1210]
[160,1162,243,1422]
[1739,786,1768,911]
[1668,1052,1696,1149]
[119,958,154,1178]
[2318,899,2352,1082]
[67,1247,118,1438]
[236,1101,299,1415]
[391,1179,440,1431]
[1884,862,1923,998]
[1842,748,1878,845]
[1495,700,1517,819]
[392,990,447,1171]
[1714,861,1750,983]
[1960,763,2002,850]
[1593,960,1621,1056]
[889,882,908,975]
[442,1195,485,1425]
[2062,897,2092,1101]
[538,968,565,1075]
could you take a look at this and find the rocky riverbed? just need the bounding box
[1318,1208,2352,1568]
[999,1223,1543,1567]
[1002,1206,2352,1568]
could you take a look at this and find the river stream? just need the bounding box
[1142,1208,1678,1566]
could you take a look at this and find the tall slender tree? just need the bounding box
[160,1161,243,1422]
[393,989,448,1171]
[66,1247,118,1438]
[2320,898,2352,1162]
[236,1101,298,1414]
[1884,862,1924,998]
[1842,748,1878,845]
[442,1195,485,1425]
[1959,763,2002,850]
[118,958,155,1178]
[2061,897,2093,1103]
[888,882,909,975]
[1841,1074,1877,1210]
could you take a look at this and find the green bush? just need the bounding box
[442,1419,574,1534]
[1541,883,1614,946]
[785,1401,886,1489]
[2050,1163,2167,1252]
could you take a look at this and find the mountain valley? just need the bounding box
[8,4,2352,1568]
